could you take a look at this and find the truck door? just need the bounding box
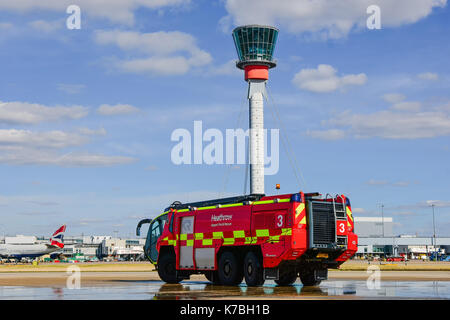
[177,215,195,269]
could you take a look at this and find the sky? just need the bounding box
[0,0,449,238]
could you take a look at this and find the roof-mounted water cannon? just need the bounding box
[232,25,279,196]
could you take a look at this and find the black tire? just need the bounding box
[299,269,321,286]
[218,251,244,286]
[158,254,181,284]
[205,270,221,285]
[275,268,297,286]
[244,251,264,286]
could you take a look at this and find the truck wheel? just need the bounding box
[244,251,264,286]
[299,269,321,286]
[158,254,181,284]
[275,269,297,286]
[205,270,220,285]
[218,251,243,286]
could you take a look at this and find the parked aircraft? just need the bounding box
[0,225,66,260]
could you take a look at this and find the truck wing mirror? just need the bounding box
[136,218,152,236]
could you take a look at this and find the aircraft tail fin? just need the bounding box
[50,225,66,248]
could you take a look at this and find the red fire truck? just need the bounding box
[136,191,357,286]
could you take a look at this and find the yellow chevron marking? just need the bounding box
[295,203,305,219]
[347,207,353,221]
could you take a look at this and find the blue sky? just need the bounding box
[0,0,449,238]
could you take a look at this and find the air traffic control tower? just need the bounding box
[232,25,278,196]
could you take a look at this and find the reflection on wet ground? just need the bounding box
[0,279,449,300]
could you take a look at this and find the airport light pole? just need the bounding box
[380,204,385,259]
[431,204,437,260]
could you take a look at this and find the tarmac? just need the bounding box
[0,261,449,299]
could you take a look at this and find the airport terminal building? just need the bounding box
[0,235,146,262]
[354,217,450,259]
[59,236,145,261]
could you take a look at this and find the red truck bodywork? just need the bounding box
[138,191,357,286]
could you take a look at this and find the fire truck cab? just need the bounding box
[136,192,357,286]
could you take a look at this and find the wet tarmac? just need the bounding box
[0,279,449,300]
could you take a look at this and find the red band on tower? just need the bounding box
[245,65,269,81]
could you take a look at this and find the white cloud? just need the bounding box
[0,100,88,124]
[28,200,59,206]
[366,179,389,186]
[17,211,59,216]
[0,22,14,31]
[0,128,135,167]
[383,93,406,104]
[28,19,62,33]
[95,30,212,75]
[306,129,346,140]
[78,127,107,136]
[95,30,199,56]
[57,83,86,94]
[0,129,88,148]
[117,56,191,76]
[392,181,411,187]
[0,0,190,25]
[391,211,417,216]
[366,180,411,187]
[308,95,450,140]
[0,19,67,41]
[97,103,140,115]
[0,148,136,167]
[394,200,450,211]
[330,110,450,139]
[222,0,447,38]
[426,200,450,208]
[391,101,422,112]
[208,59,240,77]
[292,64,367,93]
[418,72,439,81]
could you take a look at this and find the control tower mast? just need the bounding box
[232,25,279,195]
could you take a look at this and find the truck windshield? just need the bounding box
[145,214,168,263]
